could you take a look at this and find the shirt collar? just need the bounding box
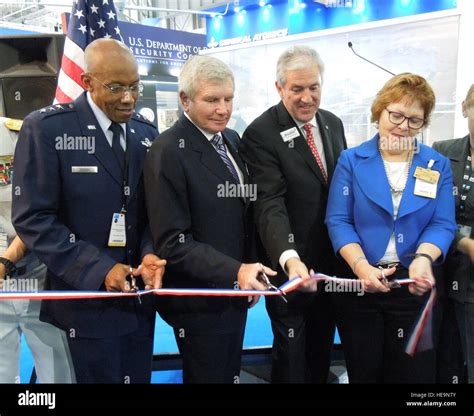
[294,115,317,130]
[184,112,221,142]
[86,92,126,136]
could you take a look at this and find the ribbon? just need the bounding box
[0,272,435,355]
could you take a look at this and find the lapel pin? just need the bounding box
[87,125,96,130]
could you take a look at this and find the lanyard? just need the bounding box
[458,148,473,221]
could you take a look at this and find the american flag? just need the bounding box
[55,0,122,103]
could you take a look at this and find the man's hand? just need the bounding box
[104,263,135,292]
[237,263,277,308]
[132,254,167,290]
[0,263,5,282]
[285,257,317,292]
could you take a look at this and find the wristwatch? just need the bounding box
[0,257,17,277]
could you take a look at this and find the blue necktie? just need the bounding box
[211,134,240,184]
[109,122,125,172]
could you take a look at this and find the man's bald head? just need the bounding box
[81,39,140,123]
[83,38,137,75]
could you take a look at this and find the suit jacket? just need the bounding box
[433,136,474,303]
[326,134,457,268]
[12,92,158,338]
[240,102,347,286]
[144,115,255,334]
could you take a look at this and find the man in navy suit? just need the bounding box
[144,55,276,383]
[12,39,166,383]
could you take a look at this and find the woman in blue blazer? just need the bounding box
[326,73,456,383]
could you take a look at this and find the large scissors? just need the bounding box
[257,267,287,303]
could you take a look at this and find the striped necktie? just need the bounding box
[303,123,328,183]
[211,134,240,184]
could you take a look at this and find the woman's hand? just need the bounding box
[408,256,435,296]
[355,263,396,293]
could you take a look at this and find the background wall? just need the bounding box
[205,13,459,147]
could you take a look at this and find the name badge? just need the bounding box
[413,166,440,184]
[413,161,439,199]
[108,213,126,247]
[71,166,98,173]
[458,224,472,238]
[280,127,300,142]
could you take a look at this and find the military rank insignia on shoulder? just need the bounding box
[133,111,157,128]
[38,103,75,118]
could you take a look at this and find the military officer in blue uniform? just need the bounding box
[12,39,166,383]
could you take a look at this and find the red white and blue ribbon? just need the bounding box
[0,272,435,356]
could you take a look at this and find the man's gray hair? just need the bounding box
[179,55,234,99]
[276,45,325,86]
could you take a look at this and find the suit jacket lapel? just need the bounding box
[125,123,150,204]
[73,93,123,187]
[354,137,393,216]
[223,131,249,204]
[179,116,237,185]
[447,135,469,192]
[276,102,327,186]
[397,147,442,219]
[223,131,249,184]
[317,111,336,181]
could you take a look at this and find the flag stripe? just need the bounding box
[54,0,122,103]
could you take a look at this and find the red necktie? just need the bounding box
[303,123,328,183]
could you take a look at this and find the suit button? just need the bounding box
[127,225,132,230]
[128,249,133,255]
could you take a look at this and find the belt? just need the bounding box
[374,262,400,269]
[14,259,42,277]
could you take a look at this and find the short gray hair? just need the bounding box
[179,55,234,100]
[276,45,325,86]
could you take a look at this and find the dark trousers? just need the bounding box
[266,289,336,383]
[334,268,436,383]
[455,301,474,383]
[67,323,154,384]
[436,295,465,383]
[174,326,246,384]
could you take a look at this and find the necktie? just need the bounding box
[109,122,125,172]
[303,123,328,183]
[211,134,240,184]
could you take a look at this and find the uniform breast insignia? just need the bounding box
[0,156,13,186]
[141,138,152,148]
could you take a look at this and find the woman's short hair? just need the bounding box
[371,73,436,125]
[179,55,234,100]
[276,45,325,86]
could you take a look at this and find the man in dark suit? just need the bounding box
[240,45,347,383]
[144,55,275,383]
[12,39,166,383]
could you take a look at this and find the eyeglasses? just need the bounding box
[385,108,425,129]
[88,74,142,95]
